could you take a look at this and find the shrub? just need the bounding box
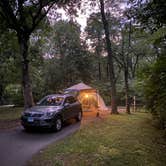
[143,56,166,129]
[5,84,24,106]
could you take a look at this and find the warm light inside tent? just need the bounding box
[85,94,89,98]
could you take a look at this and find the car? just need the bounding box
[21,94,82,131]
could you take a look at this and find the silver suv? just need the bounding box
[21,94,82,131]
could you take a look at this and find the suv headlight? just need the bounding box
[46,112,54,117]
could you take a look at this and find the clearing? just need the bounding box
[28,112,166,166]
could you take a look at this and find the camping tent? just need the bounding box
[65,83,108,112]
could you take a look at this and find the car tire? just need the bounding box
[76,112,82,122]
[53,117,62,131]
[24,126,31,132]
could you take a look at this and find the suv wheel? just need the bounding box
[76,112,82,121]
[24,126,32,132]
[53,117,62,131]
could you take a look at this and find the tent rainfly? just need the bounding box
[65,83,108,112]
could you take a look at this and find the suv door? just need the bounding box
[63,96,77,120]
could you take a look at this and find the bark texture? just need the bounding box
[18,33,34,109]
[99,0,118,114]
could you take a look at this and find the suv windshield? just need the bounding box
[38,96,64,106]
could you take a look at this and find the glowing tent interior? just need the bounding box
[64,83,108,112]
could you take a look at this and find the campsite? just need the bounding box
[0,0,166,166]
[65,83,108,114]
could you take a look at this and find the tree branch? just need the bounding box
[29,1,56,33]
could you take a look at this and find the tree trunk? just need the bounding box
[18,34,34,109]
[99,0,118,114]
[96,36,102,80]
[125,22,131,114]
[106,63,109,79]
[122,29,131,114]
[98,62,101,80]
[124,68,130,114]
[0,83,4,105]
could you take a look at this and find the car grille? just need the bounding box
[24,112,43,117]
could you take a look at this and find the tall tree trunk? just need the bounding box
[124,68,130,114]
[125,22,131,114]
[98,62,101,80]
[18,34,34,109]
[0,83,4,105]
[106,63,109,79]
[99,0,118,114]
[96,35,102,80]
[122,29,131,114]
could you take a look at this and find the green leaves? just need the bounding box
[39,20,94,93]
[139,56,166,128]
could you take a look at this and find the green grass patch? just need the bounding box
[0,107,23,120]
[28,112,166,166]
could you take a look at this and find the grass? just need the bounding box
[28,112,166,166]
[0,107,23,120]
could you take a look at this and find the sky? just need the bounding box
[54,8,90,31]
[48,1,128,31]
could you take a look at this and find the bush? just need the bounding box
[5,84,24,106]
[142,56,166,129]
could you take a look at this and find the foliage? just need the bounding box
[0,19,47,105]
[5,84,23,105]
[128,0,166,48]
[128,0,166,127]
[85,11,152,108]
[138,56,166,128]
[0,0,81,108]
[41,20,94,93]
[129,0,166,31]
[85,13,104,54]
[0,0,164,115]
[0,29,20,104]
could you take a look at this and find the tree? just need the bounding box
[0,0,80,108]
[139,56,166,129]
[0,17,50,105]
[85,13,105,80]
[128,0,166,51]
[114,21,157,114]
[99,0,118,114]
[43,20,93,90]
[119,23,132,114]
[115,23,139,114]
[128,0,166,127]
[0,22,20,104]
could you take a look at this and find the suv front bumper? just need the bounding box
[21,116,54,128]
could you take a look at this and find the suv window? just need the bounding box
[65,96,77,104]
[38,96,64,106]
